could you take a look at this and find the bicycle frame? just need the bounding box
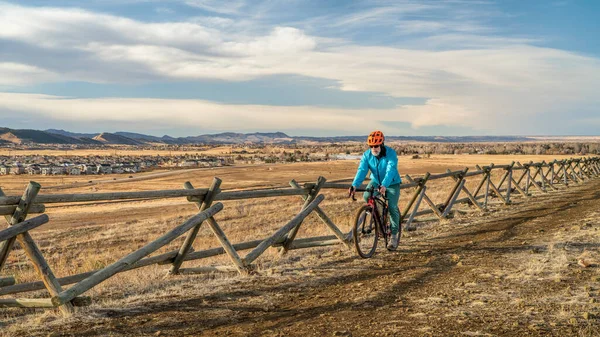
[350,185,393,258]
[365,187,390,237]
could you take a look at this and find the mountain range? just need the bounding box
[0,127,534,145]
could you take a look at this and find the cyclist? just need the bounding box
[348,130,402,250]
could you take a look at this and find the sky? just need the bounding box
[0,0,599,137]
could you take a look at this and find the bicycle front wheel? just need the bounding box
[353,205,378,258]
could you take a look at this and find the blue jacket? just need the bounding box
[352,145,402,188]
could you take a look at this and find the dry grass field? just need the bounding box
[0,153,598,336]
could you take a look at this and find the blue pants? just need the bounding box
[363,182,401,234]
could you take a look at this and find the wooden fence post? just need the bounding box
[509,171,529,199]
[440,168,468,214]
[479,164,508,205]
[289,180,351,249]
[243,195,324,265]
[533,165,547,193]
[514,162,529,185]
[562,160,569,186]
[587,158,594,176]
[569,159,579,181]
[484,167,491,208]
[449,170,484,211]
[0,276,15,287]
[581,159,590,178]
[527,162,541,191]
[568,160,583,183]
[0,201,16,272]
[564,159,572,182]
[170,178,221,275]
[582,159,593,178]
[280,177,327,256]
[180,180,247,275]
[472,165,490,199]
[591,158,600,176]
[401,172,430,230]
[526,163,532,193]
[572,160,583,182]
[52,203,224,306]
[526,164,545,194]
[505,165,513,204]
[495,161,514,192]
[576,159,585,178]
[0,183,74,316]
[575,159,585,180]
[539,163,546,191]
[540,162,558,191]
[404,186,426,232]
[205,217,248,274]
[441,179,465,218]
[404,174,443,219]
[489,175,508,204]
[0,214,49,244]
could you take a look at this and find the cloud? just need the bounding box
[0,93,389,133]
[326,4,439,28]
[0,62,58,85]
[0,1,599,135]
[395,20,494,35]
[154,7,175,14]
[183,0,247,15]
[4,91,586,136]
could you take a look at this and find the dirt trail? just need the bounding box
[11,179,600,336]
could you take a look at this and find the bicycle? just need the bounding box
[349,186,395,258]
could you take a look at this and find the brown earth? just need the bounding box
[6,171,600,336]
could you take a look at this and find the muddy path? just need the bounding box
[12,179,600,336]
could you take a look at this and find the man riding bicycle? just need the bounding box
[348,130,402,250]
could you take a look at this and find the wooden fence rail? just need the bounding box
[0,156,597,315]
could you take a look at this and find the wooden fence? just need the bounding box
[0,156,598,315]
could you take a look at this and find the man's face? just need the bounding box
[370,145,381,156]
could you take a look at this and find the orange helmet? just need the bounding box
[367,130,384,146]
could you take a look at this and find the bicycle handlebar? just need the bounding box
[348,186,388,201]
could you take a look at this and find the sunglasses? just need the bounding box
[369,145,380,148]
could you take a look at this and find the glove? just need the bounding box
[348,186,356,199]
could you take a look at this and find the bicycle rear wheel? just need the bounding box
[353,205,378,258]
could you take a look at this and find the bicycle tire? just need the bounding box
[353,204,378,258]
[382,210,390,248]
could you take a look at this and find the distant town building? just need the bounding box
[68,167,81,175]
[10,163,24,175]
[98,164,112,174]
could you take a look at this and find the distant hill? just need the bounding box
[92,133,144,145]
[45,129,99,139]
[114,132,168,143]
[180,132,294,144]
[0,127,537,145]
[0,127,101,144]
